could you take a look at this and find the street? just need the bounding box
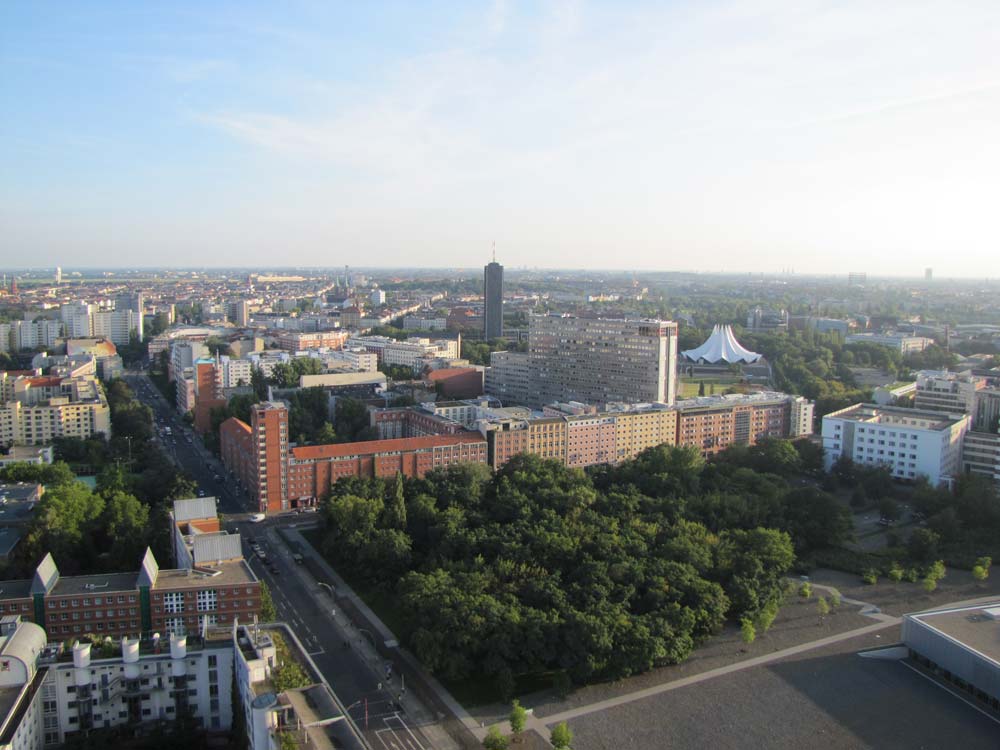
[126,371,438,748]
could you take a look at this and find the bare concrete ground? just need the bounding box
[808,566,1000,617]
[566,633,999,750]
[469,592,876,726]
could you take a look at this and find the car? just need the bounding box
[197,489,206,497]
[292,553,304,565]
[249,513,266,523]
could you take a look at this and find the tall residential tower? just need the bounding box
[529,314,679,408]
[484,249,504,340]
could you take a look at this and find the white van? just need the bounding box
[249,513,266,523]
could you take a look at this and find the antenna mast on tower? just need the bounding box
[492,240,496,263]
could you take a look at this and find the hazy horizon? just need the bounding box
[3,1,999,276]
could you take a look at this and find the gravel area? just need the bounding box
[469,592,877,725]
[808,567,1000,617]
[566,633,999,750]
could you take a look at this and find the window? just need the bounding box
[163,592,185,614]
[196,590,217,612]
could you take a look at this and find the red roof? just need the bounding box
[25,376,63,388]
[292,433,483,461]
[426,368,477,381]
[221,417,251,435]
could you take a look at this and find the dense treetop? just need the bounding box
[320,443,849,688]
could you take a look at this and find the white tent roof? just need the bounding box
[682,325,762,364]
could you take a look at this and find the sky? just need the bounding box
[2,1,1000,276]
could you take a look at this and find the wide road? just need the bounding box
[125,370,248,515]
[126,370,438,748]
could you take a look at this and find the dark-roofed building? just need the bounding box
[0,548,260,642]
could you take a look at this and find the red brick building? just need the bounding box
[220,401,487,512]
[286,434,487,504]
[0,548,260,641]
[276,330,349,351]
[425,367,484,399]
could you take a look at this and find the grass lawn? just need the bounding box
[678,378,740,398]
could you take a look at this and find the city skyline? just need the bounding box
[4,1,1000,276]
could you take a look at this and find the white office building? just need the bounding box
[60,304,94,338]
[822,404,969,486]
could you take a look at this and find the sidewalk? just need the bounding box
[284,527,480,749]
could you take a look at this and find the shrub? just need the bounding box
[925,560,946,581]
[861,569,878,585]
[830,591,841,608]
[887,564,904,583]
[509,700,527,735]
[922,576,938,593]
[972,565,988,581]
[483,726,508,750]
[551,722,573,749]
[740,618,756,644]
[817,597,830,616]
[798,582,812,598]
[904,568,920,583]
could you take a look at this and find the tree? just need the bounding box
[972,565,988,581]
[798,582,812,598]
[907,528,940,563]
[509,700,527,735]
[922,576,938,593]
[101,492,151,570]
[740,618,756,644]
[483,726,508,750]
[384,474,408,529]
[878,497,900,522]
[698,381,705,396]
[816,597,830,616]
[260,580,277,621]
[550,722,573,749]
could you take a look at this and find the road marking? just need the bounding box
[899,661,1000,727]
[307,649,325,656]
[376,714,426,750]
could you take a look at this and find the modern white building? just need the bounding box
[822,404,970,485]
[234,624,367,750]
[13,321,62,351]
[60,304,94,339]
[903,602,1000,709]
[169,341,209,383]
[216,356,254,389]
[92,310,140,347]
[845,333,934,354]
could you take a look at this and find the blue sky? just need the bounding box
[2,1,999,275]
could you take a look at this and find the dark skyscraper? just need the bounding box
[484,249,504,340]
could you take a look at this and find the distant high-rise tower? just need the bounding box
[55,266,62,284]
[10,277,17,295]
[484,245,504,340]
[925,267,933,281]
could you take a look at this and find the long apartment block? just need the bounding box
[221,392,812,511]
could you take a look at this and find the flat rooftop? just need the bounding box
[909,603,1000,665]
[51,572,139,597]
[829,403,967,431]
[152,560,257,590]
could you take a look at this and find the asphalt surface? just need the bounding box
[126,371,435,749]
